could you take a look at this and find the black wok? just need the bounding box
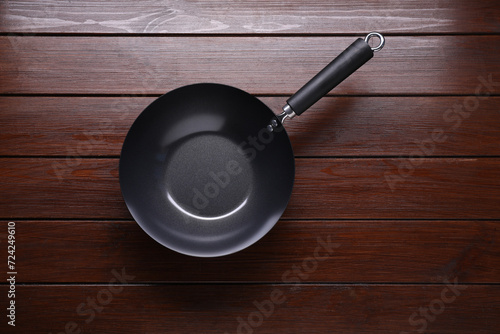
[119,33,385,257]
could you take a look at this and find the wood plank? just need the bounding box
[1,0,499,34]
[5,220,499,283]
[1,158,499,219]
[1,36,500,95]
[1,285,498,333]
[2,96,500,156]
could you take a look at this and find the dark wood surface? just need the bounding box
[1,0,499,34]
[2,36,500,95]
[1,285,497,333]
[1,0,499,333]
[2,158,500,219]
[6,220,499,283]
[2,96,500,156]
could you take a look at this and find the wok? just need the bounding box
[119,32,385,257]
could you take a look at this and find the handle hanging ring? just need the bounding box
[364,32,385,52]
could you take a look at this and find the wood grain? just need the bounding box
[1,0,499,332]
[1,158,499,219]
[1,0,499,34]
[2,36,500,95]
[5,220,499,283]
[2,96,500,156]
[1,285,498,333]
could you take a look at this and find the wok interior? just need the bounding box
[119,84,295,256]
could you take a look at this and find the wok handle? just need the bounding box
[280,32,384,121]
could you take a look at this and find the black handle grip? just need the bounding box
[287,38,373,116]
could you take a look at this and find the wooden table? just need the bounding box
[1,1,499,333]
